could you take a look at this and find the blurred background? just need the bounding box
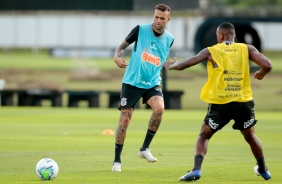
[0,0,281,110]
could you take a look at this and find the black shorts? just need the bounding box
[204,100,257,132]
[118,83,163,110]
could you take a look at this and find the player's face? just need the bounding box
[153,9,170,32]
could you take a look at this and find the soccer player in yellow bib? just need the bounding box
[163,22,272,182]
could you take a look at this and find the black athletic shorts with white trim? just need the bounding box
[118,83,163,110]
[203,100,257,132]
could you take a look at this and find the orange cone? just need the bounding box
[102,129,114,135]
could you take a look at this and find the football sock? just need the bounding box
[140,129,156,151]
[114,144,123,163]
[256,157,267,173]
[193,154,204,171]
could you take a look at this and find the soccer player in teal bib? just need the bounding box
[112,4,174,172]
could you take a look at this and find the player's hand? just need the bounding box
[163,57,177,70]
[254,71,264,80]
[114,57,128,68]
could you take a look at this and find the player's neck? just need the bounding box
[152,23,164,34]
[222,40,234,45]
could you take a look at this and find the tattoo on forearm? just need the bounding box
[121,42,129,50]
[116,42,129,57]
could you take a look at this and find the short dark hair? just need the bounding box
[155,4,170,12]
[218,22,235,30]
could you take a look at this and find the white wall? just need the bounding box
[253,22,282,51]
[0,14,187,50]
[0,13,281,51]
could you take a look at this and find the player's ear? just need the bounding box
[167,17,171,22]
[220,33,224,41]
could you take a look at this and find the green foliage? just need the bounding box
[0,108,281,183]
[221,0,282,6]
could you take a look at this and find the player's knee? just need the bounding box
[244,133,256,143]
[241,127,256,142]
[119,117,130,126]
[242,131,255,142]
[199,123,213,138]
[119,115,131,126]
[119,109,133,124]
[153,107,164,118]
[199,132,212,140]
[156,106,164,113]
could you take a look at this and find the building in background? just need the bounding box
[0,0,282,55]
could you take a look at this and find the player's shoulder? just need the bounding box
[235,43,249,51]
[165,29,173,38]
[234,42,247,46]
[246,44,258,52]
[138,24,151,33]
[139,24,150,28]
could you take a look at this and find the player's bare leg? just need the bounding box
[116,108,133,145]
[112,108,133,172]
[195,123,214,156]
[241,127,271,180]
[179,123,214,181]
[138,96,164,162]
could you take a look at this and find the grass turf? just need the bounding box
[0,107,281,183]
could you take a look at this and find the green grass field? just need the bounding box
[0,107,281,184]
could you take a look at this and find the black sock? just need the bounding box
[140,129,156,151]
[193,154,204,171]
[114,144,123,163]
[256,157,267,173]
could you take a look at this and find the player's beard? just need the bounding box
[152,23,164,34]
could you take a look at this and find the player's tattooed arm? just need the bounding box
[114,40,129,68]
[115,40,129,58]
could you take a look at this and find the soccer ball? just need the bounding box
[35,158,59,180]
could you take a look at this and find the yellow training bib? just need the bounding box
[200,43,253,104]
